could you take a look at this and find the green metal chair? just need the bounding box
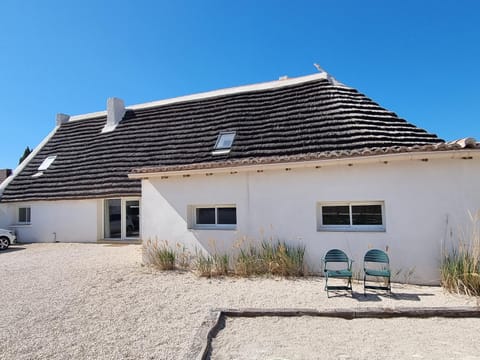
[322,249,353,297]
[363,249,391,295]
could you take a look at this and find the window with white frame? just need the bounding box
[189,205,237,229]
[32,155,57,178]
[18,207,31,224]
[317,202,385,231]
[212,131,236,155]
[38,155,57,171]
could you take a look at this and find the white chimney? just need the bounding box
[56,113,70,126]
[102,97,126,133]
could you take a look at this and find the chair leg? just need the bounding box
[324,273,328,291]
[363,274,367,296]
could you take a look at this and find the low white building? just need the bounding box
[1,72,479,284]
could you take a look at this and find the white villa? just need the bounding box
[1,72,479,284]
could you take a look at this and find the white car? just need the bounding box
[0,229,16,250]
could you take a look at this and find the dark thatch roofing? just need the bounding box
[131,141,478,174]
[1,74,446,202]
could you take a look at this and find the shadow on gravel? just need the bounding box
[1,246,27,253]
[352,292,434,302]
[325,291,433,302]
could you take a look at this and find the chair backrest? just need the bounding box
[364,249,389,264]
[324,249,349,263]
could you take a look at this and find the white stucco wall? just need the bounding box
[141,155,480,285]
[0,199,100,243]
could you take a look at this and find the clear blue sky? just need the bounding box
[1,0,479,169]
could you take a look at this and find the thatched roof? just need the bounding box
[1,73,447,202]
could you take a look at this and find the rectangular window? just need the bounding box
[18,207,31,224]
[217,207,237,225]
[196,208,216,225]
[38,155,57,171]
[212,131,236,155]
[214,132,236,150]
[322,205,350,225]
[318,202,385,231]
[351,204,383,225]
[191,205,237,229]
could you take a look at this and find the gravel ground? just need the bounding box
[211,317,480,360]
[1,243,478,360]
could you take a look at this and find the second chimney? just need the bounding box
[102,97,126,133]
[56,113,70,126]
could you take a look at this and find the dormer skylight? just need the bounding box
[32,155,57,177]
[38,155,57,171]
[213,132,236,155]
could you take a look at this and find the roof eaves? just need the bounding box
[0,191,142,204]
[129,140,479,177]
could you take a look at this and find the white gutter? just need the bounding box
[128,149,479,179]
[0,125,61,195]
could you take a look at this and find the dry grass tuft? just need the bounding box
[143,237,307,278]
[441,210,480,296]
[234,240,306,277]
[142,239,176,270]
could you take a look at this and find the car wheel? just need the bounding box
[0,236,9,250]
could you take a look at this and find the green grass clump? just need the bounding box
[194,251,214,277]
[194,251,230,277]
[441,248,480,296]
[234,241,306,277]
[143,237,307,279]
[234,244,264,276]
[261,241,306,276]
[143,240,176,270]
[441,211,480,296]
[213,253,230,276]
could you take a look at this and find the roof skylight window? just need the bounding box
[213,132,236,155]
[32,155,57,178]
[38,155,57,171]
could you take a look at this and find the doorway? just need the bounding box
[104,198,140,240]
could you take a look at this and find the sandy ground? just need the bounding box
[1,243,479,360]
[211,317,480,360]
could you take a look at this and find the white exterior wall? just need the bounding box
[0,199,100,243]
[141,156,480,285]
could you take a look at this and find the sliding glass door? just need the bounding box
[125,200,140,238]
[104,198,140,240]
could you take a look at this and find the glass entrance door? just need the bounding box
[104,198,140,240]
[104,199,122,239]
[125,200,140,238]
